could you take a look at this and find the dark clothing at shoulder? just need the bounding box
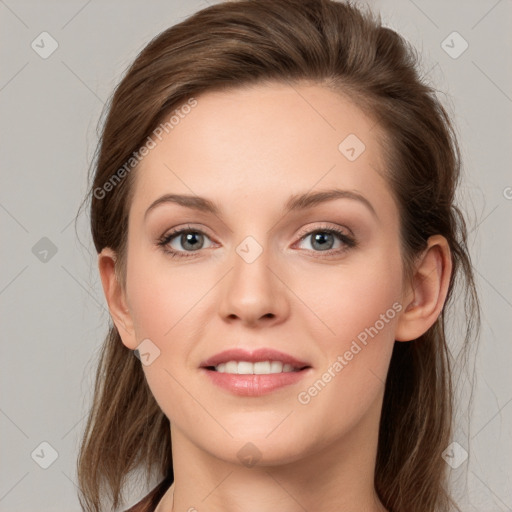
[124,475,173,512]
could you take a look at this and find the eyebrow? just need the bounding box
[144,188,378,221]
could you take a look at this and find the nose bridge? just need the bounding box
[218,232,288,324]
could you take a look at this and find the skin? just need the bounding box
[98,82,452,512]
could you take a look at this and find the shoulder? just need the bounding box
[124,475,174,512]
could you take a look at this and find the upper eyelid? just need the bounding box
[162,222,350,236]
[296,223,352,238]
[162,224,216,242]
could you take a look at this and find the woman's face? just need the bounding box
[115,82,406,466]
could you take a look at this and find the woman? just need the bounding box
[76,0,480,511]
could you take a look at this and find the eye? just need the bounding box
[295,225,357,256]
[157,224,357,259]
[157,225,215,258]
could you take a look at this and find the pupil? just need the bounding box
[313,232,333,250]
[183,232,202,250]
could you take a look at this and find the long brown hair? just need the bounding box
[76,1,480,510]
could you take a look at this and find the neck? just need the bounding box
[161,397,388,512]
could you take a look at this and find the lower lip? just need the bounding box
[201,367,311,396]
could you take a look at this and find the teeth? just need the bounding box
[225,361,238,373]
[238,361,253,374]
[213,360,300,374]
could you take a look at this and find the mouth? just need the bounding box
[204,360,310,374]
[199,347,312,373]
[199,347,312,396]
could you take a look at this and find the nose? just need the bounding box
[217,241,290,327]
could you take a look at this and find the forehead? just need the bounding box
[131,82,394,223]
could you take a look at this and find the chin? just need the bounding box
[213,437,310,468]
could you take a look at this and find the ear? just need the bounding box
[98,247,138,350]
[395,234,453,342]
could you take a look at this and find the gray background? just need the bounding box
[1,0,511,510]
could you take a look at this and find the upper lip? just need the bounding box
[200,348,311,369]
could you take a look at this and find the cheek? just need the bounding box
[297,244,403,352]
[125,247,203,341]
[124,250,207,423]
[124,247,215,393]
[292,247,402,416]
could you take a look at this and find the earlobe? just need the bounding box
[97,248,138,350]
[395,235,452,342]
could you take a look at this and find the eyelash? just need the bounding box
[156,224,358,259]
